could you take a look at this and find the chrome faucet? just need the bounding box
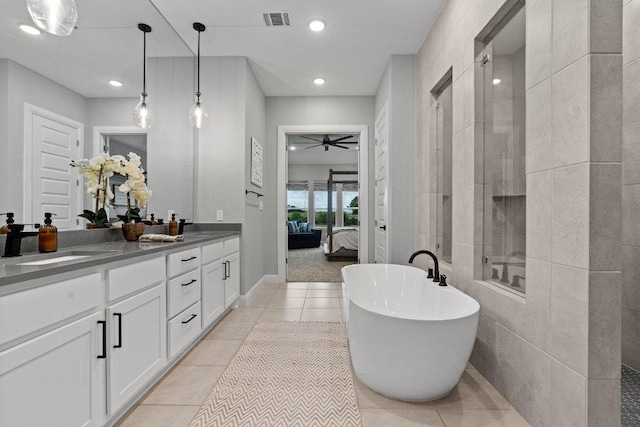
[408,250,441,284]
[3,224,39,257]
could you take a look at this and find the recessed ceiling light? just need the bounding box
[313,78,326,85]
[493,78,501,85]
[108,80,123,87]
[309,19,326,32]
[19,24,40,35]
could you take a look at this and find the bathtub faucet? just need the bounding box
[408,250,440,283]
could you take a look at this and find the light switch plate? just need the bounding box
[216,210,223,221]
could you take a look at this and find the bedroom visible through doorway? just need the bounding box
[286,133,360,282]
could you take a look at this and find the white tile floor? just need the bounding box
[116,282,531,427]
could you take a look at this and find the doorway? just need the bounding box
[277,125,369,283]
[92,126,147,221]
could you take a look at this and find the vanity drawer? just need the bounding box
[167,247,200,278]
[167,268,201,319]
[108,257,166,302]
[168,301,202,359]
[223,237,239,256]
[0,273,102,347]
[201,241,223,265]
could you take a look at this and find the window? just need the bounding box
[287,181,308,222]
[482,7,526,293]
[343,187,359,226]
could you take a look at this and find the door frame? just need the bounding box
[374,101,389,264]
[23,103,84,227]
[92,126,147,157]
[277,124,369,282]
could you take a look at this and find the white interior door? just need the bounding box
[29,109,82,230]
[375,102,389,264]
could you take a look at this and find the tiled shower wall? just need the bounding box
[415,0,622,425]
[623,0,640,373]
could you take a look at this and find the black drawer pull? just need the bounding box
[182,314,197,324]
[181,279,197,287]
[113,313,122,348]
[97,320,106,359]
[181,256,197,262]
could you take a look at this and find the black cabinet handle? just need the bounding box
[182,314,197,324]
[97,320,106,359]
[379,225,387,230]
[223,261,228,279]
[181,279,197,287]
[181,256,197,262]
[113,313,122,348]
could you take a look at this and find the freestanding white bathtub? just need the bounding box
[341,263,480,402]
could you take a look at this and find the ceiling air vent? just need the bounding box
[263,12,291,27]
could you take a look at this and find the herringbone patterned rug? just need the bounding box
[189,321,362,427]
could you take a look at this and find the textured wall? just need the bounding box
[415,0,622,425]
[622,0,640,373]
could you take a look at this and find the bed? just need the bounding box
[324,169,359,260]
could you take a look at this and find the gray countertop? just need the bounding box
[0,231,239,287]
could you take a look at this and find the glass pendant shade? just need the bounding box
[133,94,154,129]
[189,99,207,128]
[27,0,78,36]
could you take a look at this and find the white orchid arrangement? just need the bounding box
[71,152,152,224]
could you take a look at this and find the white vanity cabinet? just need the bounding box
[201,241,225,327]
[223,237,240,309]
[0,233,240,427]
[106,258,167,414]
[106,283,166,414]
[0,274,106,427]
[166,247,203,359]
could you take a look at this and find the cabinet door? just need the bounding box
[202,260,224,327]
[224,252,240,309]
[0,311,105,427]
[107,283,166,414]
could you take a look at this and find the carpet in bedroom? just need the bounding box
[287,247,356,282]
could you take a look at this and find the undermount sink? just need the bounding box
[15,250,118,266]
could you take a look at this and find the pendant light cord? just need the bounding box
[142,30,147,96]
[196,28,201,98]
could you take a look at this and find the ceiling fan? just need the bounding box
[300,134,357,151]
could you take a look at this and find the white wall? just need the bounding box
[264,96,375,271]
[288,164,359,181]
[195,57,246,223]
[0,60,9,215]
[3,59,88,221]
[243,59,267,293]
[374,54,417,265]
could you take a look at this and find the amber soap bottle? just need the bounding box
[39,212,57,253]
[168,213,178,236]
[0,212,14,234]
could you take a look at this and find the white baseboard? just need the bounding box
[238,274,280,306]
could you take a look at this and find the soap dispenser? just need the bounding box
[168,213,178,236]
[39,213,57,253]
[150,213,157,225]
[0,212,15,234]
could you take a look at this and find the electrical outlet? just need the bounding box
[216,210,223,221]
[168,210,174,220]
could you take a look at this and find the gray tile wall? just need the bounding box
[623,0,640,374]
[416,0,622,425]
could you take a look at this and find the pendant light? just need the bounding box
[189,22,207,129]
[133,23,154,129]
[27,0,78,36]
